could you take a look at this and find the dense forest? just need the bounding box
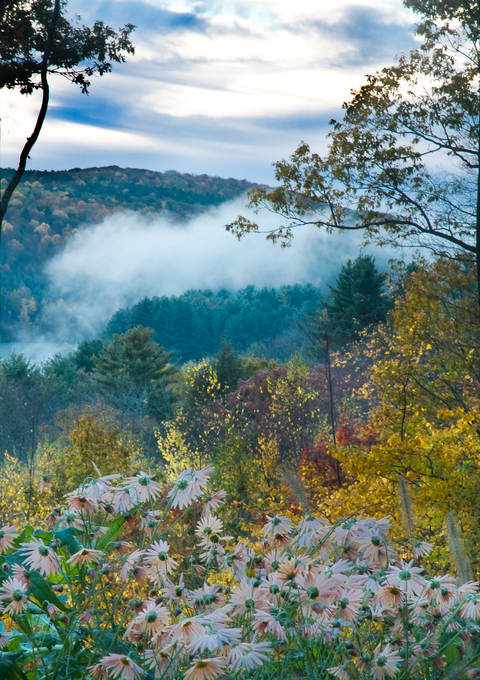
[0,166,255,339]
[104,284,322,362]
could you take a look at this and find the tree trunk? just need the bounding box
[0,0,60,233]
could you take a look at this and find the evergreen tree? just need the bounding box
[213,340,245,394]
[92,326,178,422]
[323,255,390,337]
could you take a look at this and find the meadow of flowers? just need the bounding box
[0,464,479,680]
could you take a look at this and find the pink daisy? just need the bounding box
[184,656,225,680]
[144,540,178,577]
[202,490,227,516]
[329,665,350,680]
[99,653,142,680]
[132,601,170,636]
[386,560,426,598]
[0,577,27,614]
[123,472,163,503]
[371,643,401,680]
[20,537,59,577]
[0,526,18,553]
[67,548,103,568]
[230,578,269,614]
[262,515,293,538]
[167,466,214,509]
[227,641,271,671]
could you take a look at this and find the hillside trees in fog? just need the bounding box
[0,167,255,340]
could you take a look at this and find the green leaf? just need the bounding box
[0,651,27,680]
[54,528,81,555]
[95,508,140,551]
[444,640,460,666]
[28,572,68,613]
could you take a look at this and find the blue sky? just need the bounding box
[1,0,417,184]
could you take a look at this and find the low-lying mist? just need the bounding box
[38,196,394,343]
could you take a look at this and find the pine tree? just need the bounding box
[324,255,390,337]
[213,340,244,394]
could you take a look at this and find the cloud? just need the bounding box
[39,196,396,342]
[2,0,416,181]
[304,5,417,66]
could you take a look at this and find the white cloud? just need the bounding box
[1,0,416,179]
[41,196,396,340]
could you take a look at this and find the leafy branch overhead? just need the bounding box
[0,0,135,235]
[0,0,135,94]
[226,3,480,284]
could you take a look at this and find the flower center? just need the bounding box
[377,656,387,668]
[197,661,209,669]
[245,598,255,610]
[13,589,24,602]
[177,479,189,490]
[39,546,50,557]
[308,587,320,601]
[146,611,158,623]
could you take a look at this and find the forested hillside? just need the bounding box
[104,284,322,361]
[0,166,255,339]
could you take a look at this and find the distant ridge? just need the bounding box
[0,166,256,340]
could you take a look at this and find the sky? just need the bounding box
[1,0,418,185]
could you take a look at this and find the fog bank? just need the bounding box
[41,196,395,342]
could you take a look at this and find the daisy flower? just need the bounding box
[188,627,242,653]
[412,541,433,559]
[190,583,225,610]
[123,472,163,503]
[336,588,363,622]
[145,649,177,678]
[371,643,401,680]
[386,560,426,598]
[89,663,109,679]
[0,526,18,553]
[195,515,223,540]
[144,540,178,577]
[167,616,206,644]
[184,656,225,680]
[230,578,269,614]
[0,577,27,614]
[120,549,146,582]
[99,653,142,680]
[329,665,350,680]
[275,557,302,582]
[253,609,287,640]
[20,537,59,576]
[202,490,227,516]
[460,595,480,620]
[133,601,170,636]
[11,564,30,586]
[167,466,214,510]
[262,515,293,538]
[67,548,103,568]
[140,510,162,537]
[35,470,53,493]
[65,488,97,514]
[376,583,404,608]
[107,488,136,513]
[228,641,271,671]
